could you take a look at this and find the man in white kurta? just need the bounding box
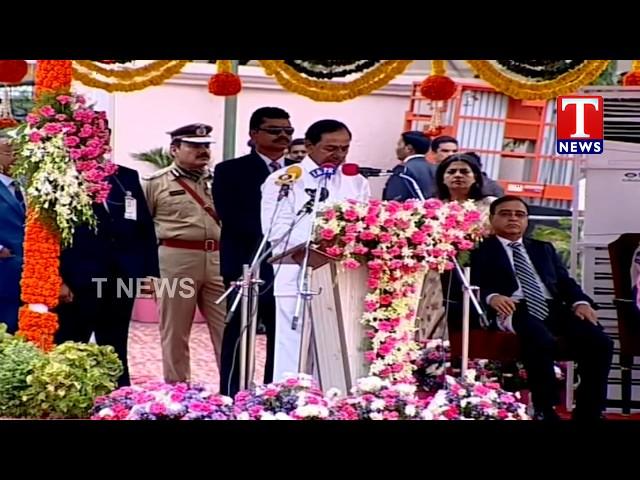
[261,120,370,381]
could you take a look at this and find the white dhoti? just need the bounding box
[273,295,302,381]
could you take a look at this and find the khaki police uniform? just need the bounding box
[142,125,225,384]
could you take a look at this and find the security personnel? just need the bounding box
[142,123,225,384]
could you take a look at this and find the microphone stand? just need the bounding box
[214,183,308,391]
[396,176,488,375]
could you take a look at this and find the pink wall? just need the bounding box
[76,64,421,198]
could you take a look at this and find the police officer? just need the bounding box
[143,123,225,384]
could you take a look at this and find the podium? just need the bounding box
[271,244,427,393]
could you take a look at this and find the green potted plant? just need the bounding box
[132,147,173,169]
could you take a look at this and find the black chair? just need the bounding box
[608,233,640,415]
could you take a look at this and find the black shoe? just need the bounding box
[533,409,561,421]
[256,323,266,335]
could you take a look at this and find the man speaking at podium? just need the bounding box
[261,120,371,381]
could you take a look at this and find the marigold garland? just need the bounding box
[16,60,72,351]
[466,60,611,100]
[0,118,18,129]
[35,61,72,98]
[71,60,188,93]
[260,60,412,102]
[17,209,62,351]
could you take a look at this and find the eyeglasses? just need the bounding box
[445,168,471,175]
[258,127,294,136]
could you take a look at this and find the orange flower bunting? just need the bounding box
[208,60,242,96]
[35,60,72,97]
[17,209,61,351]
[623,72,640,86]
[419,75,457,101]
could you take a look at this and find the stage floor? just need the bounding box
[128,320,266,392]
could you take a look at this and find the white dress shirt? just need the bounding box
[257,151,285,172]
[488,236,588,332]
[261,156,371,295]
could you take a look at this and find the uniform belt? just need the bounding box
[160,239,219,251]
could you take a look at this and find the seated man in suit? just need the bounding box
[0,137,25,333]
[471,195,613,420]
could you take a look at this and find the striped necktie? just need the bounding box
[269,161,280,173]
[11,180,25,208]
[509,241,549,321]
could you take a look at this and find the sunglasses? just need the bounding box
[258,127,294,136]
[445,168,472,175]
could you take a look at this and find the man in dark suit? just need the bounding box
[382,131,435,201]
[0,137,25,334]
[56,165,159,387]
[471,196,613,420]
[213,106,295,395]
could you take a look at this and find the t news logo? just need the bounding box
[556,96,604,154]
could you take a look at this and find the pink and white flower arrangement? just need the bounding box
[315,198,485,383]
[328,376,429,420]
[90,382,234,420]
[422,372,530,420]
[233,373,330,420]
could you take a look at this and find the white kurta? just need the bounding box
[261,156,371,380]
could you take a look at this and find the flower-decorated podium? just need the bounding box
[271,198,486,394]
[272,244,428,394]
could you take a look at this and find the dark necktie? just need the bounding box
[11,181,25,208]
[509,242,549,321]
[269,161,280,173]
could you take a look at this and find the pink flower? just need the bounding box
[365,300,378,312]
[499,394,516,403]
[43,123,64,136]
[367,278,380,290]
[344,223,359,234]
[497,409,509,419]
[56,95,73,104]
[28,131,43,143]
[388,247,401,257]
[79,124,94,138]
[379,232,392,243]
[457,239,474,250]
[320,228,336,241]
[364,351,377,362]
[39,105,56,117]
[263,389,279,398]
[55,114,67,121]
[370,248,384,257]
[410,231,426,244]
[383,411,400,420]
[359,231,375,241]
[150,402,167,416]
[323,209,336,220]
[378,321,392,332]
[383,218,395,228]
[64,136,81,147]
[26,113,41,126]
[473,384,491,396]
[171,392,185,402]
[444,406,460,420]
[389,260,403,270]
[344,209,359,221]
[379,294,392,306]
[343,259,360,269]
[364,215,378,227]
[325,246,343,257]
[353,245,369,255]
[343,234,357,244]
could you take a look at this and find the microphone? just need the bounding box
[297,187,329,215]
[341,163,393,178]
[275,165,303,200]
[309,162,338,179]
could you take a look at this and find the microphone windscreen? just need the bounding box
[341,163,359,176]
